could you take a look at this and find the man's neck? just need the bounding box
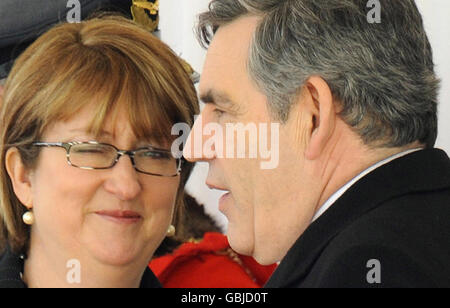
[312,147,423,222]
[315,133,424,214]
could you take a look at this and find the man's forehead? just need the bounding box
[208,15,260,59]
[199,16,261,101]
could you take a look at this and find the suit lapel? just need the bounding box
[265,148,450,287]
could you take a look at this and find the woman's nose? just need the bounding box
[103,155,142,201]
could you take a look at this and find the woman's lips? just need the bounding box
[95,210,142,224]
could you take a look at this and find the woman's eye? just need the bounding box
[78,149,104,154]
[143,151,171,160]
[73,146,108,154]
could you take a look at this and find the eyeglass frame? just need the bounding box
[31,141,182,177]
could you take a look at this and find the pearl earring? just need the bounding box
[166,225,176,237]
[22,211,35,225]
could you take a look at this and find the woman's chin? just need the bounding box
[88,241,147,267]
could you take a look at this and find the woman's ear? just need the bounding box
[304,76,337,160]
[5,147,33,209]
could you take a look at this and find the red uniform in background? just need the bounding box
[150,232,277,288]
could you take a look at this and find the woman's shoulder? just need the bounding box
[0,247,27,288]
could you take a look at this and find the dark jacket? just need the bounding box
[265,148,450,288]
[0,247,161,288]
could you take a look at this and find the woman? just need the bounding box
[0,15,199,288]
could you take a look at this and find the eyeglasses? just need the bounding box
[32,141,181,177]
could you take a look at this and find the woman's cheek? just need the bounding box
[141,180,179,238]
[31,165,101,241]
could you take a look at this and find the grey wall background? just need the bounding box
[159,0,450,229]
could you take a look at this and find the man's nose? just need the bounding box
[183,110,218,162]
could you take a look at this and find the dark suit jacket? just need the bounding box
[265,148,450,288]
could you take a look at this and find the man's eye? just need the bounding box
[213,108,225,117]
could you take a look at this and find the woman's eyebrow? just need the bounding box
[67,128,112,136]
[67,128,167,147]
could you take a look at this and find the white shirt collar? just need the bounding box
[311,148,424,223]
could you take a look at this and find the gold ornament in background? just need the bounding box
[131,0,159,33]
[130,0,200,84]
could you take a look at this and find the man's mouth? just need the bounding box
[206,182,229,192]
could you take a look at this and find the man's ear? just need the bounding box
[5,147,33,209]
[304,76,337,160]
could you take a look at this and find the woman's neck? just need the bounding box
[23,238,146,288]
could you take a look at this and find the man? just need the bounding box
[183,0,450,287]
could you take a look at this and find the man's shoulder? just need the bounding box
[319,148,450,277]
[308,190,450,287]
[267,149,450,288]
[335,186,450,245]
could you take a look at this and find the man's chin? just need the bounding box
[229,232,283,265]
[229,238,280,265]
[251,250,281,266]
[226,226,254,257]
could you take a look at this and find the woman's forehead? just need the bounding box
[46,104,160,137]
[42,103,172,146]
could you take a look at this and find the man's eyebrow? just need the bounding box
[199,89,235,109]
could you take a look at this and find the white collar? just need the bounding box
[311,148,424,223]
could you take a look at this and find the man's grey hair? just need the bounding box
[0,78,5,86]
[197,0,440,148]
